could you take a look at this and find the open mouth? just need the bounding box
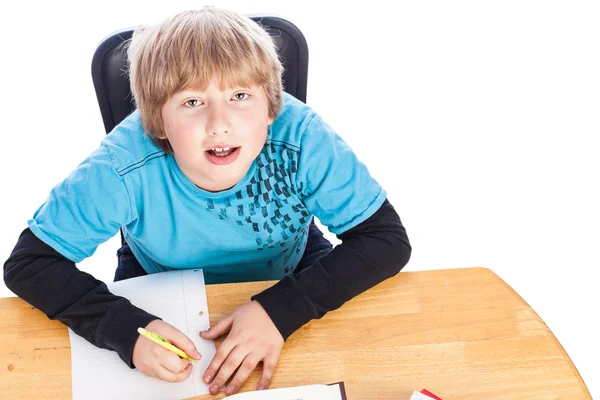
[205,146,241,165]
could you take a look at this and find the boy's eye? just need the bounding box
[233,93,249,101]
[185,99,201,107]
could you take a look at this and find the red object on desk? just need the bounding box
[421,389,442,400]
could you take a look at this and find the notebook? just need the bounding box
[228,382,347,400]
[67,270,442,400]
[68,269,216,399]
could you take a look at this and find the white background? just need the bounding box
[0,0,598,397]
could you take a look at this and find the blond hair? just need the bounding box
[126,7,284,153]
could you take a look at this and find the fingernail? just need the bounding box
[203,375,211,384]
[257,384,266,390]
[210,384,219,394]
[226,385,237,395]
[193,350,202,359]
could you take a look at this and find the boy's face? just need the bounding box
[160,82,273,192]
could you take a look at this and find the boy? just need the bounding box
[3,7,411,396]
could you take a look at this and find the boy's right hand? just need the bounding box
[132,319,202,382]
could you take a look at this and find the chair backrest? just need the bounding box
[91,15,309,134]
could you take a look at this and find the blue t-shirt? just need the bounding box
[28,93,386,284]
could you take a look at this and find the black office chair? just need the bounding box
[91,15,309,135]
[90,15,309,245]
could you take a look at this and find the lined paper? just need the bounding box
[69,269,216,399]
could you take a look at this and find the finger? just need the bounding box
[200,315,234,340]
[154,362,193,383]
[203,335,237,385]
[256,353,279,391]
[158,348,192,374]
[225,354,261,396]
[159,324,202,361]
[207,345,248,395]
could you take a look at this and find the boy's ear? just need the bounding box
[267,116,274,126]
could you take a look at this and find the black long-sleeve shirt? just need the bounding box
[4,198,410,367]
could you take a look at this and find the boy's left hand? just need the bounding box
[200,300,284,396]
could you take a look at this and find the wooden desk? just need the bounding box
[0,267,591,399]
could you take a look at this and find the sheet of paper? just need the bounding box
[410,391,437,400]
[227,383,344,400]
[69,269,216,400]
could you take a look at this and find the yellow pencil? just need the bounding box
[137,327,197,363]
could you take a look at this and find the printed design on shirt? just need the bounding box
[204,141,310,273]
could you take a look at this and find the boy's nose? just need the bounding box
[206,106,232,136]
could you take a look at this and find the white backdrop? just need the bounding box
[0,1,598,397]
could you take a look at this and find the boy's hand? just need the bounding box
[132,319,202,382]
[200,300,284,396]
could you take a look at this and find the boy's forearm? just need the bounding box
[3,228,159,367]
[252,198,412,340]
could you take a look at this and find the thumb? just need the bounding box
[200,315,234,339]
[162,324,202,360]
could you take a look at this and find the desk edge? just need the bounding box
[484,268,592,398]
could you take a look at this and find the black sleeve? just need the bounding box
[3,228,160,367]
[252,198,411,340]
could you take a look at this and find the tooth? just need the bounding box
[223,147,230,151]
[215,148,223,152]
